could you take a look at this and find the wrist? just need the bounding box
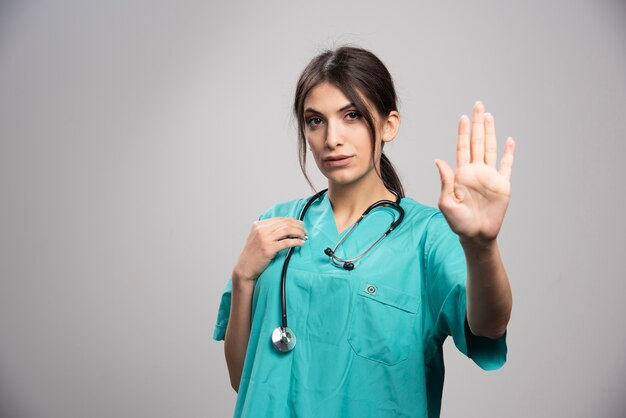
[232,269,256,289]
[459,236,498,255]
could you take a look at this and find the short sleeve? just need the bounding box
[212,277,232,341]
[424,211,507,371]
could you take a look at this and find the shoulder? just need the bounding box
[399,197,446,230]
[258,195,311,221]
[399,197,457,249]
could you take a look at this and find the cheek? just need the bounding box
[306,135,322,151]
[306,141,322,163]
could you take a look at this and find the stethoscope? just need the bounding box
[271,188,405,353]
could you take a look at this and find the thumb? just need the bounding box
[434,159,455,196]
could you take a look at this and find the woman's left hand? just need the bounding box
[434,101,516,245]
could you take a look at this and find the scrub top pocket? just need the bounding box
[347,281,420,366]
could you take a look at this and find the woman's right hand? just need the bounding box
[232,217,308,284]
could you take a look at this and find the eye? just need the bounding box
[306,117,323,128]
[346,111,362,120]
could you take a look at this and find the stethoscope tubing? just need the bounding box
[274,188,404,352]
[279,188,327,329]
[326,196,404,264]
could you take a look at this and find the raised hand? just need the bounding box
[434,101,516,245]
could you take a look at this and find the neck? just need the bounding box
[327,179,398,231]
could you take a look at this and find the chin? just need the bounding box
[322,168,375,187]
[325,175,363,187]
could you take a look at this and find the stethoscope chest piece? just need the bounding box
[272,326,296,352]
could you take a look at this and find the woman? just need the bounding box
[213,45,515,418]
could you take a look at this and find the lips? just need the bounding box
[324,155,352,161]
[323,155,354,167]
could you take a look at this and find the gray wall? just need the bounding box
[1,0,625,417]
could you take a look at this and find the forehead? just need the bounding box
[303,82,351,111]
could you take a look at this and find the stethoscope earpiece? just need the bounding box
[324,248,354,270]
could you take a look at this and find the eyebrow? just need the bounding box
[304,102,355,115]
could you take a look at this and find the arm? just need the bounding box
[460,238,512,339]
[434,101,516,340]
[223,273,254,392]
[222,218,307,392]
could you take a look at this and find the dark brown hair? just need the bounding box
[293,45,404,197]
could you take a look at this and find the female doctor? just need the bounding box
[213,45,515,418]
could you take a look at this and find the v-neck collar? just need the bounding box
[322,190,393,238]
[318,191,349,240]
[303,190,405,271]
[317,190,403,237]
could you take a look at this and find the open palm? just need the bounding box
[435,101,516,243]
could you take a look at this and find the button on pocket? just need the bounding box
[347,281,420,365]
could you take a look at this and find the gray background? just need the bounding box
[1,0,625,417]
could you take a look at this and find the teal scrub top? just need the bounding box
[213,193,507,418]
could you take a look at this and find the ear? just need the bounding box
[381,111,400,143]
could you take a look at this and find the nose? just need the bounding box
[325,119,344,149]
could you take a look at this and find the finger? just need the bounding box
[435,159,455,198]
[273,238,307,253]
[271,223,308,241]
[484,112,497,169]
[470,101,485,163]
[498,137,516,181]
[456,115,470,168]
